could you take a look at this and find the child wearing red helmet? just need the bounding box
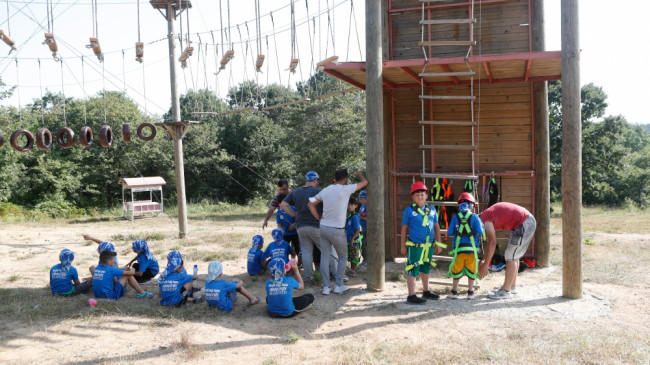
[400,181,443,305]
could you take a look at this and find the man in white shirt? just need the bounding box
[308,169,367,295]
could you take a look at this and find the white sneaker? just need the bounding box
[492,286,517,294]
[333,285,349,294]
[488,288,512,299]
[343,275,350,282]
[322,286,331,295]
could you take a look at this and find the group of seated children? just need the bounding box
[50,233,313,318]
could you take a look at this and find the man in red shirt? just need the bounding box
[479,202,536,299]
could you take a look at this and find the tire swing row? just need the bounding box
[0,122,157,153]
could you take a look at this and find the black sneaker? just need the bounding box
[422,290,440,300]
[407,295,426,305]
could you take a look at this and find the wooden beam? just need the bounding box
[362,68,396,89]
[440,64,460,85]
[523,59,532,82]
[324,70,366,90]
[399,66,423,85]
[483,61,494,83]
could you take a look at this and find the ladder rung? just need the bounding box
[420,95,476,101]
[421,173,478,180]
[419,120,476,126]
[419,41,476,47]
[426,201,459,207]
[420,19,476,25]
[420,144,476,150]
[420,71,475,78]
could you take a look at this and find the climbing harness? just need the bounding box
[446,211,480,279]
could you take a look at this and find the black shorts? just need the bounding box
[133,263,156,283]
[268,294,314,318]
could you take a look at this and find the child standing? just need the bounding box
[205,261,259,312]
[158,255,203,306]
[266,258,314,318]
[125,240,159,283]
[92,251,154,300]
[358,190,368,265]
[345,197,362,275]
[263,228,296,266]
[400,181,443,305]
[446,193,484,300]
[50,249,92,296]
[247,235,266,276]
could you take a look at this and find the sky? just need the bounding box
[0,0,647,125]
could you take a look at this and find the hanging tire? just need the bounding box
[122,123,131,143]
[56,127,75,149]
[99,125,113,148]
[36,128,53,150]
[0,131,3,148]
[79,126,93,147]
[10,129,35,152]
[137,122,156,141]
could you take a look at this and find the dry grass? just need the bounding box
[172,333,203,360]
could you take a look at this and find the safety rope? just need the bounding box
[38,58,44,127]
[59,59,66,125]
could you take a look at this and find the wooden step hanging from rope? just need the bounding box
[178,46,193,68]
[288,58,299,74]
[255,54,265,72]
[316,56,339,71]
[87,37,104,62]
[43,33,59,61]
[0,30,17,53]
[135,42,144,63]
[219,50,235,70]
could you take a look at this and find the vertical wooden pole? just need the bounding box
[366,0,385,291]
[532,0,550,267]
[561,0,582,298]
[165,3,189,239]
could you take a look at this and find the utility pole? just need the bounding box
[150,0,198,239]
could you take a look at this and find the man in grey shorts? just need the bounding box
[478,202,537,299]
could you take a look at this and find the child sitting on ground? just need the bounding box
[446,193,485,300]
[50,249,92,296]
[266,258,314,318]
[247,235,266,276]
[84,234,119,274]
[125,240,159,283]
[205,261,259,312]
[345,197,362,275]
[92,251,154,300]
[263,228,296,268]
[158,255,203,306]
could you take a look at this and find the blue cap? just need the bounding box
[271,228,283,242]
[359,190,367,199]
[252,235,264,248]
[305,171,319,181]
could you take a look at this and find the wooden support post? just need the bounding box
[532,0,551,268]
[365,0,386,291]
[561,0,582,299]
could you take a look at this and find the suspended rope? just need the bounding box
[87,0,104,62]
[1,0,17,53]
[269,12,282,87]
[254,0,264,72]
[38,59,44,126]
[43,0,58,61]
[135,0,143,63]
[81,56,88,124]
[59,59,67,125]
[122,50,128,124]
[15,59,22,125]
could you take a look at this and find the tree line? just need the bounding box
[0,72,366,216]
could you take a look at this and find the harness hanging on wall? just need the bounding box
[488,175,499,207]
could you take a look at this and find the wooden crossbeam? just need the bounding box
[482,61,493,83]
[524,59,532,82]
[440,64,460,85]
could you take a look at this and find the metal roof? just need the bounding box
[118,176,167,188]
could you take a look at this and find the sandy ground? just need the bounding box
[0,215,648,364]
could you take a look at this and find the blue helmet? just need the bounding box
[305,171,319,181]
[359,190,367,200]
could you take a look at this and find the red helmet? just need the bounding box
[410,181,428,195]
[458,192,476,205]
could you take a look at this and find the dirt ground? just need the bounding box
[0,213,648,364]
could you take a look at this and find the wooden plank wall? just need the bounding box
[390,0,530,60]
[389,82,534,256]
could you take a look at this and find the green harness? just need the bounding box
[446,211,480,279]
[405,203,446,272]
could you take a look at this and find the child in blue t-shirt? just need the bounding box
[50,249,92,296]
[92,251,154,300]
[263,228,296,267]
[158,254,202,306]
[84,234,120,275]
[446,196,485,300]
[247,235,266,275]
[358,190,368,265]
[276,205,301,266]
[345,197,362,274]
[205,261,259,312]
[125,240,159,283]
[265,258,314,318]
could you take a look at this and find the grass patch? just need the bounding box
[172,333,202,360]
[284,330,301,344]
[110,232,167,242]
[8,274,19,282]
[183,250,238,263]
[313,271,322,286]
[387,272,404,282]
[583,237,598,246]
